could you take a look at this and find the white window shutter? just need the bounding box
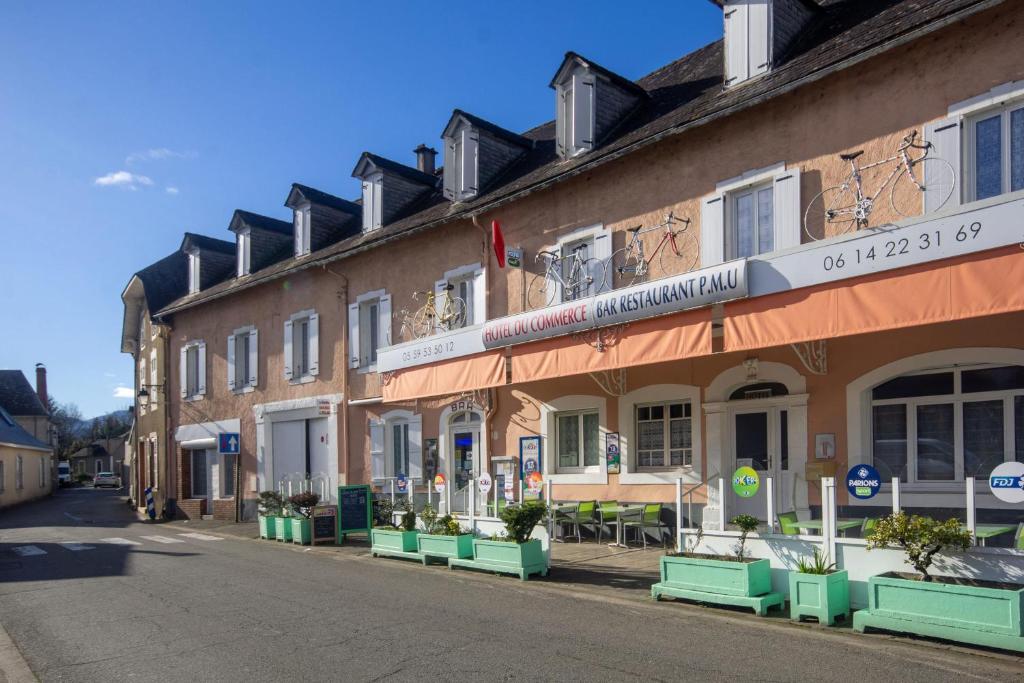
[283,319,294,380]
[370,420,385,480]
[197,342,207,395]
[748,0,769,78]
[226,334,236,390]
[308,312,320,376]
[555,87,566,158]
[407,417,423,480]
[442,137,456,200]
[472,268,486,324]
[372,178,383,229]
[179,347,188,398]
[149,351,158,408]
[701,194,725,267]
[347,303,360,369]
[248,328,258,386]
[924,117,961,211]
[573,73,595,150]
[434,279,447,333]
[546,249,563,304]
[724,5,748,85]
[377,295,392,347]
[772,167,801,251]
[464,129,479,195]
[591,230,611,294]
[361,181,373,231]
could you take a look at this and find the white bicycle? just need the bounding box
[527,244,605,310]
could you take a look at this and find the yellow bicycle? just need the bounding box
[405,283,467,339]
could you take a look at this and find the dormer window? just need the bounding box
[555,69,595,159]
[187,250,200,294]
[361,172,383,231]
[237,230,251,277]
[294,204,311,256]
[443,127,479,201]
[721,0,816,87]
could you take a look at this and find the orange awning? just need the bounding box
[382,350,506,403]
[724,246,1024,352]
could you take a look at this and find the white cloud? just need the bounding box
[165,186,179,195]
[94,170,153,190]
[112,386,134,399]
[126,148,196,164]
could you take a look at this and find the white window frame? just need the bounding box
[540,395,607,485]
[962,98,1024,202]
[371,409,423,483]
[439,263,485,328]
[353,289,388,372]
[554,67,595,159]
[138,355,147,416]
[149,348,158,410]
[237,229,251,276]
[725,180,775,260]
[228,325,258,393]
[182,340,206,401]
[285,310,318,384]
[619,384,703,484]
[634,400,694,470]
[361,173,384,231]
[294,204,312,256]
[190,449,208,499]
[187,249,200,294]
[553,409,601,474]
[547,223,610,302]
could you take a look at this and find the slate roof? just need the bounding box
[447,110,533,149]
[134,251,189,314]
[181,232,235,255]
[287,183,362,215]
[229,209,292,236]
[550,51,650,98]
[0,406,50,450]
[156,0,1002,317]
[351,152,438,185]
[0,370,47,417]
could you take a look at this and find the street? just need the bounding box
[0,492,1020,682]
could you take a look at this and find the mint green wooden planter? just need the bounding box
[291,518,312,545]
[417,533,474,565]
[370,529,421,561]
[275,516,293,542]
[258,515,278,540]
[448,539,547,580]
[853,573,1024,653]
[789,570,849,625]
[651,555,784,616]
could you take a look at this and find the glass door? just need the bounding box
[731,408,788,520]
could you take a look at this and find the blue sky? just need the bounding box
[0,1,721,418]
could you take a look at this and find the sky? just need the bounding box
[0,1,722,419]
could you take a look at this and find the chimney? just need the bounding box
[414,144,437,175]
[35,363,48,409]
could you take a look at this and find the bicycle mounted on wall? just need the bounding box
[400,283,467,340]
[527,243,605,310]
[611,211,696,286]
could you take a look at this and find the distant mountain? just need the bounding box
[73,409,133,437]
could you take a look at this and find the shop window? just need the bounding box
[555,410,600,471]
[284,310,319,382]
[222,453,236,498]
[636,402,692,469]
[870,364,1024,483]
[191,450,207,498]
[966,100,1024,201]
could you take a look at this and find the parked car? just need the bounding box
[93,472,121,488]
[57,462,71,487]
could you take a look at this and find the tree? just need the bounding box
[46,397,83,459]
[866,512,972,580]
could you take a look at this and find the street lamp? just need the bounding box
[137,384,163,405]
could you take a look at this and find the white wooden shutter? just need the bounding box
[407,417,423,480]
[179,347,188,398]
[700,194,725,266]
[547,249,563,304]
[772,167,801,251]
[472,268,486,324]
[442,137,456,200]
[226,333,236,390]
[370,420,385,480]
[748,0,770,78]
[591,230,611,294]
[924,117,961,211]
[724,4,748,85]
[573,72,595,150]
[372,177,383,229]
[149,350,158,408]
[197,342,207,396]
[555,87,567,158]
[248,328,258,387]
[361,181,373,231]
[283,319,293,380]
[434,279,447,333]
[464,129,479,196]
[347,303,360,369]
[377,294,391,348]
[308,312,319,376]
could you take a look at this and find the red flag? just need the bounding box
[491,220,506,268]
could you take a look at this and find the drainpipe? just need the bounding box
[471,215,501,483]
[322,265,350,489]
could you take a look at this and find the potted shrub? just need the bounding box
[449,502,548,580]
[257,491,285,540]
[417,504,474,565]
[788,549,849,626]
[288,492,320,545]
[370,499,420,560]
[854,512,1024,652]
[652,514,784,616]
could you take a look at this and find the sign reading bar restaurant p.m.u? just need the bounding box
[482,259,747,348]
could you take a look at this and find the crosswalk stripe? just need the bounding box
[11,545,46,557]
[59,542,96,551]
[140,535,184,544]
[177,533,223,541]
[100,537,142,546]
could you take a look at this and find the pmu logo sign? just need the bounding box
[988,462,1024,504]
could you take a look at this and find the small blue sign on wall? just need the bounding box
[846,464,881,500]
[218,432,240,455]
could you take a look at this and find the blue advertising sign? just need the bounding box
[846,464,881,500]
[396,473,408,492]
[218,432,240,455]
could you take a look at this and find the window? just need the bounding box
[139,356,147,415]
[438,264,483,328]
[284,312,318,382]
[555,410,600,471]
[237,230,251,276]
[149,349,158,409]
[555,70,595,159]
[349,291,391,370]
[191,450,207,498]
[560,236,595,301]
[294,206,311,256]
[723,0,770,86]
[636,402,693,468]
[727,183,773,259]
[16,455,23,490]
[361,173,383,231]
[967,101,1024,201]
[370,412,423,481]
[187,250,200,294]
[228,326,258,391]
[222,453,236,498]
[870,365,1024,483]
[181,342,205,399]
[392,422,409,478]
[443,128,480,202]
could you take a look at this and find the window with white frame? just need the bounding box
[443,127,479,201]
[636,401,693,469]
[349,292,390,370]
[294,205,311,256]
[191,450,207,498]
[554,69,595,159]
[284,311,318,383]
[391,421,410,478]
[139,356,147,415]
[16,455,23,490]
[237,230,251,276]
[361,299,379,365]
[222,453,236,497]
[966,100,1024,202]
[370,412,422,481]
[723,0,770,86]
[187,250,200,294]
[727,182,774,260]
[361,173,384,231]
[555,410,600,471]
[180,341,205,399]
[228,325,258,391]
[437,264,484,328]
[149,348,158,409]
[870,364,1024,483]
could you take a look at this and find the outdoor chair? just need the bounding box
[622,503,670,549]
[1015,522,1024,550]
[561,500,597,543]
[597,500,619,544]
[862,517,879,539]
[776,511,800,536]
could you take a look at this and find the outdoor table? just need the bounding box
[794,518,865,537]
[965,523,1016,546]
[606,505,645,548]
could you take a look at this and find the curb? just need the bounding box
[0,623,36,682]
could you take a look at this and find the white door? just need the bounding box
[730,407,789,520]
[447,411,482,513]
[307,418,332,501]
[271,419,306,487]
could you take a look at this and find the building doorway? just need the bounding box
[730,404,789,518]
[447,410,481,513]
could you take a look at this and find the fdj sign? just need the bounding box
[732,466,760,498]
[846,464,881,500]
[989,461,1024,504]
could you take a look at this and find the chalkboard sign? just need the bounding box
[337,484,371,541]
[312,505,338,545]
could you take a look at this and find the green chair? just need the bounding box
[597,500,619,544]
[561,501,597,543]
[776,511,800,536]
[622,503,670,549]
[862,517,879,540]
[486,498,508,518]
[1014,522,1024,550]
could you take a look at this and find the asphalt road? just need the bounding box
[1,490,1022,682]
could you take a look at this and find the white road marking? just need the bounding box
[100,537,142,546]
[177,533,223,541]
[63,512,83,522]
[59,542,95,551]
[12,546,47,557]
[140,535,184,544]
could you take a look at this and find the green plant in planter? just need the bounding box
[373,497,396,529]
[420,504,441,534]
[498,502,548,543]
[796,548,836,575]
[790,549,849,625]
[730,514,760,559]
[258,491,285,516]
[288,492,320,519]
[398,499,416,532]
[866,512,972,580]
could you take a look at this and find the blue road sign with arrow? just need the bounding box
[219,432,240,455]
